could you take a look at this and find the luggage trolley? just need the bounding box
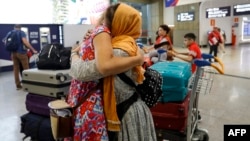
[186,53,224,141]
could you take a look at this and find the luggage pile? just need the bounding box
[20,68,72,141]
[149,61,192,141]
[20,43,72,141]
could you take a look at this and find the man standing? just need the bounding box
[208,27,222,61]
[4,24,37,90]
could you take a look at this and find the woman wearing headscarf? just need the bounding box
[67,2,157,141]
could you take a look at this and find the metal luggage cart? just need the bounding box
[186,53,224,141]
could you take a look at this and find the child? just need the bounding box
[168,33,201,73]
[145,25,173,63]
[168,33,202,121]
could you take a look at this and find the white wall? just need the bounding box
[163,0,202,26]
[177,0,202,6]
[200,0,250,45]
[163,0,250,46]
[0,0,53,24]
[163,7,175,26]
[63,24,94,47]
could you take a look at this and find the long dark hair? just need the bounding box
[103,3,120,30]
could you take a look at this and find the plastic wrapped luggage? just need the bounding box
[25,93,57,117]
[150,61,191,88]
[150,61,192,102]
[22,68,72,98]
[20,112,55,141]
[150,91,190,132]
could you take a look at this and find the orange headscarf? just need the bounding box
[103,3,145,131]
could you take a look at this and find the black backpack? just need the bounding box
[118,67,163,108]
[5,30,21,52]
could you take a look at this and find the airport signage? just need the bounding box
[177,12,195,22]
[233,4,250,16]
[206,6,231,18]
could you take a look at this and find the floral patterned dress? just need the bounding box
[65,26,110,141]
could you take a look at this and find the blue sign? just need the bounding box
[165,0,179,7]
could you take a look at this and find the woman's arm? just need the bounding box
[94,32,144,77]
[69,58,104,81]
[69,32,144,80]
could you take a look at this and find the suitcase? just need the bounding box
[20,112,55,141]
[156,129,186,141]
[150,61,191,88]
[150,91,190,132]
[22,68,72,98]
[150,61,191,102]
[26,93,57,117]
[161,87,188,102]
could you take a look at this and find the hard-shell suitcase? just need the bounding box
[150,61,191,102]
[150,91,190,132]
[161,87,188,102]
[22,68,72,98]
[150,61,191,88]
[25,93,57,117]
[20,112,55,141]
[156,129,186,141]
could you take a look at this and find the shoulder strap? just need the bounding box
[117,73,136,88]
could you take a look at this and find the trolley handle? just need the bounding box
[194,53,224,74]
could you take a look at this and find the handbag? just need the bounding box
[118,66,163,108]
[48,82,101,140]
[37,43,71,70]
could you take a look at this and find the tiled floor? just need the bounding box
[0,44,250,141]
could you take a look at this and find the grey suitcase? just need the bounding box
[22,68,72,98]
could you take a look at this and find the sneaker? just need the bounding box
[16,86,22,90]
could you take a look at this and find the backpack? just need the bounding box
[118,67,163,108]
[5,30,21,52]
[36,43,71,70]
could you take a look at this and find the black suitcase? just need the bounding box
[20,112,55,141]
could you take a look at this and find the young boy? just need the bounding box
[168,33,201,73]
[168,33,202,121]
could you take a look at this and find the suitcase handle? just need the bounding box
[56,73,67,82]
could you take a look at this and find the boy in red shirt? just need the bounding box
[168,33,202,73]
[168,32,202,121]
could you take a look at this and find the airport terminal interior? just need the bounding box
[0,44,250,141]
[1,0,250,141]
